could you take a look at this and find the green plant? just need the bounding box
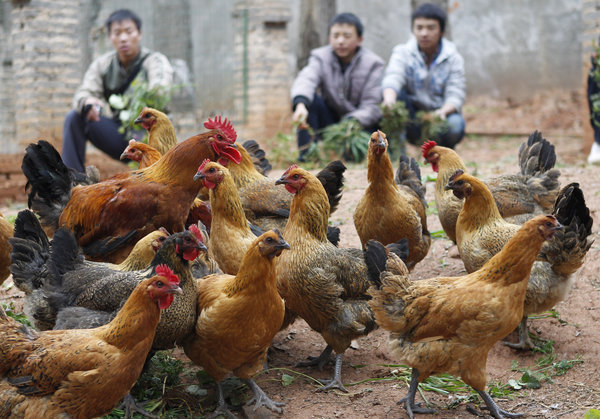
[108,80,174,138]
[1,302,31,327]
[380,102,410,159]
[416,111,449,146]
[319,118,370,163]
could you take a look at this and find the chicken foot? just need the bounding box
[208,382,237,419]
[476,389,523,418]
[503,316,535,351]
[397,369,435,418]
[120,392,158,419]
[244,378,285,413]
[296,344,333,370]
[315,353,348,393]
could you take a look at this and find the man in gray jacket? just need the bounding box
[291,13,384,161]
[382,3,466,148]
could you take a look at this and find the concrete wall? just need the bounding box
[0,0,592,153]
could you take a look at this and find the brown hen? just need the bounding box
[368,214,562,418]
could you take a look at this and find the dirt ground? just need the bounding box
[1,90,599,418]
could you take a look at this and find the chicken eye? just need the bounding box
[144,113,151,119]
[217,134,223,141]
[292,174,299,180]
[265,237,274,244]
[155,281,164,287]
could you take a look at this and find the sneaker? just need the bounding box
[588,142,600,165]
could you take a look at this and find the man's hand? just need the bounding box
[381,88,397,108]
[433,103,457,120]
[83,97,103,122]
[292,103,309,130]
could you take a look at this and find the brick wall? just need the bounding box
[11,0,81,149]
[232,0,293,140]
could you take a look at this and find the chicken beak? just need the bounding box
[133,116,143,125]
[167,285,183,295]
[377,131,386,148]
[193,172,205,182]
[275,177,287,185]
[444,183,453,191]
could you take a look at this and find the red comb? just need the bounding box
[188,224,203,242]
[155,264,179,285]
[204,116,237,142]
[282,164,299,176]
[198,158,211,172]
[421,140,437,157]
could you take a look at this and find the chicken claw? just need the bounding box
[296,345,333,370]
[397,369,435,418]
[503,317,536,351]
[208,382,237,419]
[315,353,348,393]
[120,393,158,419]
[245,379,285,413]
[477,389,524,418]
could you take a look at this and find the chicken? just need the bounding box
[446,171,594,349]
[193,160,256,275]
[236,159,347,232]
[9,210,169,296]
[422,130,561,242]
[22,116,240,263]
[241,139,272,175]
[274,165,409,392]
[354,130,430,269]
[133,107,177,155]
[120,139,162,169]
[367,214,563,418]
[0,211,12,286]
[183,230,289,417]
[0,265,182,419]
[10,209,204,342]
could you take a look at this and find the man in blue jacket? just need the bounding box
[382,3,466,148]
[291,13,385,161]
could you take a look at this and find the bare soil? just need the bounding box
[1,90,599,418]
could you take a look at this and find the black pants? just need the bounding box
[61,110,130,173]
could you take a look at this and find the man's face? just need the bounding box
[412,17,442,53]
[329,23,363,64]
[109,18,142,64]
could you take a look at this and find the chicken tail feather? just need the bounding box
[518,131,556,176]
[541,182,594,276]
[21,140,73,233]
[9,210,52,294]
[242,139,272,175]
[395,155,427,209]
[316,160,346,214]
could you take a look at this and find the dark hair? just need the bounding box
[411,3,446,33]
[105,9,142,33]
[328,12,363,37]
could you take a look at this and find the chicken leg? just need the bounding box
[397,369,435,418]
[503,316,535,351]
[296,344,333,370]
[121,392,158,419]
[315,353,348,393]
[244,378,285,413]
[477,389,523,418]
[209,382,237,419]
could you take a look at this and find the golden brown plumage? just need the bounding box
[368,214,562,418]
[23,117,240,264]
[447,172,594,350]
[274,165,402,392]
[183,230,288,417]
[119,139,163,169]
[422,131,560,242]
[0,211,12,286]
[133,107,177,155]
[194,160,256,274]
[354,130,430,269]
[0,267,181,419]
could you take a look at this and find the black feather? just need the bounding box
[316,160,346,214]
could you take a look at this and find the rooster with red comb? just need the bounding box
[22,115,241,263]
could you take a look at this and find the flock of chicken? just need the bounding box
[0,107,593,419]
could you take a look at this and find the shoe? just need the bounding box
[588,142,600,164]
